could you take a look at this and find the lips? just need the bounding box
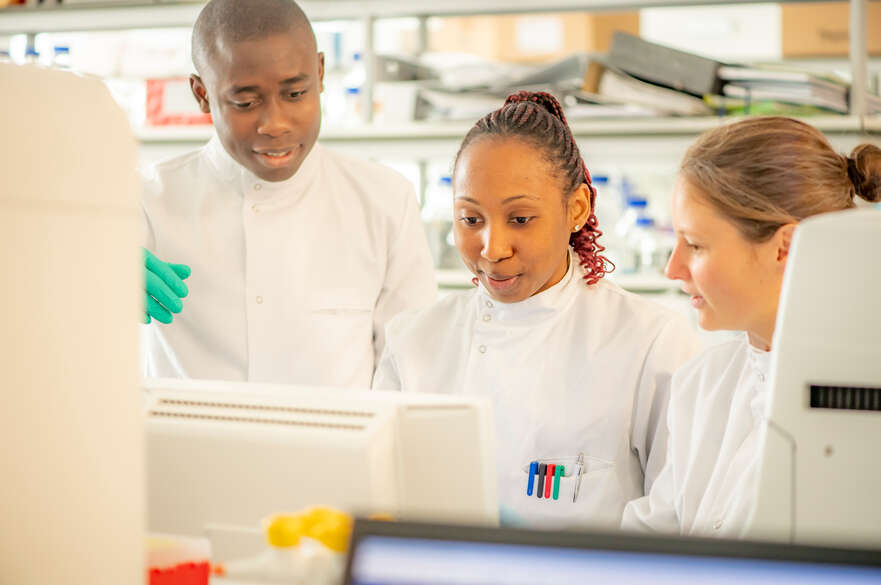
[483,272,521,292]
[253,147,297,168]
[689,294,705,308]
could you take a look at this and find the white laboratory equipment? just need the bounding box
[1,64,143,585]
[422,175,458,269]
[612,196,651,273]
[747,209,881,548]
[145,378,499,539]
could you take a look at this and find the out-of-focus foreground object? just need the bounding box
[0,64,143,584]
[749,209,881,548]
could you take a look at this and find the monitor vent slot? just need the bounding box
[148,410,367,431]
[156,398,375,419]
[810,385,881,411]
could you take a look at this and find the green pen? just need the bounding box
[552,464,564,500]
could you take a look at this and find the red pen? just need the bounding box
[544,464,555,499]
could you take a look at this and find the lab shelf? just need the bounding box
[0,0,835,34]
[135,115,877,145]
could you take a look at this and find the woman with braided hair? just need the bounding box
[622,117,881,537]
[373,91,702,528]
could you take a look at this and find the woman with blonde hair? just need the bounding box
[622,116,881,536]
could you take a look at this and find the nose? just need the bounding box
[664,240,689,281]
[256,97,293,138]
[480,223,513,262]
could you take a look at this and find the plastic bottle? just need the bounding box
[24,48,40,65]
[52,46,71,69]
[421,175,454,268]
[342,52,365,124]
[629,216,660,273]
[611,196,650,273]
[343,86,362,124]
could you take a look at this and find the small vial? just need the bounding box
[52,46,71,69]
[24,48,40,65]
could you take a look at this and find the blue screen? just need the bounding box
[350,536,881,585]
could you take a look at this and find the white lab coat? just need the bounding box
[374,254,702,529]
[621,334,770,537]
[140,136,436,387]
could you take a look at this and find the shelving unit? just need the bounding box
[2,0,874,119]
[0,0,845,34]
[136,115,877,145]
[3,0,877,294]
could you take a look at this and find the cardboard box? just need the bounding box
[146,78,212,126]
[429,11,639,63]
[782,2,881,57]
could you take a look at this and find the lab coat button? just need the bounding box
[713,519,723,530]
[253,183,262,191]
[256,296,264,304]
[251,203,259,213]
[482,314,491,322]
[485,300,493,308]
[478,345,487,354]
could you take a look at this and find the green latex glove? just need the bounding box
[143,248,191,324]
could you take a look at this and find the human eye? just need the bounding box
[458,216,481,226]
[510,216,534,225]
[231,99,257,110]
[287,89,306,99]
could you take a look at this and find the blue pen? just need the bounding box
[526,461,538,496]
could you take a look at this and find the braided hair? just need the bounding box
[453,91,611,285]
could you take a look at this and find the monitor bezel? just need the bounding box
[343,518,881,585]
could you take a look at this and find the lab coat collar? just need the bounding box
[204,134,238,183]
[476,250,580,324]
[746,336,771,380]
[205,135,322,206]
[745,335,771,421]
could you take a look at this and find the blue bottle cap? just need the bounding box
[636,217,655,227]
[345,87,361,95]
[626,196,648,208]
[440,176,452,186]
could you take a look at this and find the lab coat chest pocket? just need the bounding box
[302,288,375,353]
[506,454,619,528]
[307,288,374,315]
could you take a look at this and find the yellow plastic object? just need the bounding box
[265,515,306,548]
[264,508,353,553]
[304,508,353,553]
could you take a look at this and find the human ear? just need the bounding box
[568,183,592,232]
[317,52,325,92]
[189,74,211,114]
[775,223,797,264]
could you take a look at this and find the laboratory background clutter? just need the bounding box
[3,1,881,584]
[2,0,880,316]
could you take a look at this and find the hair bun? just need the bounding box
[847,144,881,203]
[504,91,568,125]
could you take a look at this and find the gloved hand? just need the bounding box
[143,248,191,324]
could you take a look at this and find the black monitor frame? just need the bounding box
[344,518,881,584]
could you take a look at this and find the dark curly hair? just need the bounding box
[453,90,611,285]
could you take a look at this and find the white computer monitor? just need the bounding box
[145,378,498,539]
[747,209,881,547]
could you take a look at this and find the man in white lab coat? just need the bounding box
[140,0,436,386]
